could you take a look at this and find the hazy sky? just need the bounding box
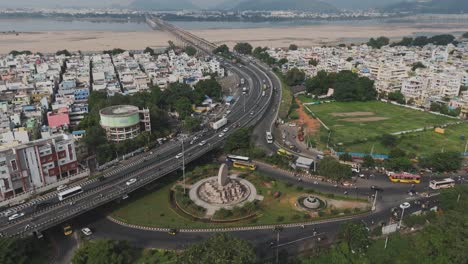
[0,0,404,9]
[0,0,216,8]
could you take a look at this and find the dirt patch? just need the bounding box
[330,112,375,117]
[341,117,389,122]
[295,98,320,134]
[326,199,368,210]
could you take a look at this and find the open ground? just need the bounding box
[109,166,368,229]
[298,97,464,156]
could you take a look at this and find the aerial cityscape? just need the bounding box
[0,0,467,263]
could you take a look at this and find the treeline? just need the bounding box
[80,80,222,163]
[367,34,458,49]
[305,70,377,102]
[301,185,468,264]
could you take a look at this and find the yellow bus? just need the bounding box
[233,161,257,171]
[388,172,421,184]
[277,148,294,159]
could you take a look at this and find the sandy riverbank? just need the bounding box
[1,23,467,54]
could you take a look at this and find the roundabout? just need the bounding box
[188,164,263,216]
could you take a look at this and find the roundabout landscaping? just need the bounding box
[109,164,371,229]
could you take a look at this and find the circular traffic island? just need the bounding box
[297,195,326,211]
[187,164,263,218]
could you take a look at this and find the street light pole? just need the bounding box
[399,207,406,228]
[371,190,378,211]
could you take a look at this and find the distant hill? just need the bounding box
[231,0,338,12]
[384,0,468,14]
[130,0,197,10]
[325,0,404,9]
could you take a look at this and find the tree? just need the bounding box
[224,128,251,153]
[213,44,229,55]
[194,79,222,103]
[305,70,334,95]
[308,58,319,66]
[177,233,256,264]
[388,91,405,104]
[182,117,201,133]
[143,47,155,56]
[339,222,370,254]
[386,157,413,172]
[284,67,305,86]
[0,237,49,264]
[233,42,253,55]
[380,134,397,147]
[72,239,134,264]
[362,155,375,168]
[463,32,468,38]
[412,36,429,47]
[317,157,352,182]
[332,71,377,102]
[411,61,426,71]
[430,102,442,112]
[56,49,72,56]
[184,46,197,56]
[174,97,193,119]
[289,44,298,50]
[421,151,462,172]
[367,36,389,49]
[278,58,288,65]
[339,153,353,162]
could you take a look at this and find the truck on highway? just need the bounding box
[240,78,245,85]
[211,117,228,130]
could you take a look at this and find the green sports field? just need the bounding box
[301,100,463,156]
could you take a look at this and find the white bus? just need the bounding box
[266,131,273,144]
[226,155,251,162]
[429,178,455,190]
[58,186,83,201]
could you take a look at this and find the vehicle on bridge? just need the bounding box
[58,186,83,201]
[388,172,421,184]
[429,178,455,190]
[232,160,257,171]
[211,117,228,130]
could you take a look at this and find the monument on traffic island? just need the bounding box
[189,163,263,216]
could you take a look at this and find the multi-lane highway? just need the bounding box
[0,23,280,237]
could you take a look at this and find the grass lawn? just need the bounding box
[346,122,468,157]
[109,168,368,229]
[301,100,458,154]
[276,73,293,120]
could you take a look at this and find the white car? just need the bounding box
[8,212,25,221]
[400,202,411,209]
[226,110,231,115]
[175,153,183,159]
[81,227,93,236]
[218,133,225,138]
[223,127,229,133]
[1,209,16,218]
[57,184,68,191]
[199,140,207,146]
[126,178,137,186]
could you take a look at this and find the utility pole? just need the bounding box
[399,206,406,228]
[371,190,378,211]
[274,226,283,264]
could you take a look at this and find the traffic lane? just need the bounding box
[0,58,270,235]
